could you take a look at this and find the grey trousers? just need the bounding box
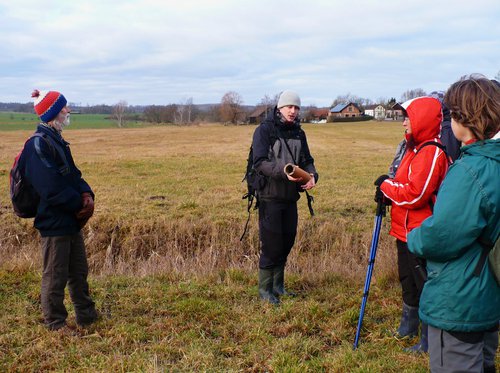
[428,325,498,373]
[41,231,96,330]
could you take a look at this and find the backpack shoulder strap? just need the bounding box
[33,133,70,175]
[473,231,500,277]
[416,141,452,165]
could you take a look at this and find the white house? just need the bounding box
[363,104,386,120]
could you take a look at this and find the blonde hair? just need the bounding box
[444,74,500,140]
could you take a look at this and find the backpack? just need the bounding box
[474,233,500,286]
[240,129,278,240]
[10,132,69,218]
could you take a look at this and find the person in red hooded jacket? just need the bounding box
[374,96,449,353]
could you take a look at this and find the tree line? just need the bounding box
[0,87,438,127]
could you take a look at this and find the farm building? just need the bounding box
[363,104,386,120]
[329,103,362,118]
[308,107,330,122]
[386,102,404,120]
[248,106,270,124]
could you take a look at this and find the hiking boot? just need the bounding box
[76,309,100,328]
[396,302,419,338]
[405,322,428,354]
[258,268,280,305]
[272,265,296,297]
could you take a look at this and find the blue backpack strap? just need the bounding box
[33,133,70,176]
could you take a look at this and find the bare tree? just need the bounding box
[175,97,194,124]
[175,104,184,124]
[220,91,244,124]
[185,97,193,123]
[377,97,388,106]
[258,94,279,117]
[495,70,500,81]
[207,105,222,122]
[331,93,372,110]
[113,100,128,128]
[144,105,162,123]
[143,104,178,124]
[400,88,427,102]
[301,105,317,123]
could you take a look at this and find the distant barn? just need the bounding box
[248,106,270,124]
[329,102,362,119]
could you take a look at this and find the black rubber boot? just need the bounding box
[272,265,296,297]
[258,269,280,305]
[405,322,428,353]
[396,302,419,338]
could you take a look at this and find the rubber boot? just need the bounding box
[272,265,296,297]
[258,269,280,305]
[396,302,419,338]
[405,322,428,353]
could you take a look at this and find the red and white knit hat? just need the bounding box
[32,89,67,123]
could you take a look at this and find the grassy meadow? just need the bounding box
[0,112,143,131]
[0,119,453,371]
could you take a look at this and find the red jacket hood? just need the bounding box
[402,97,442,145]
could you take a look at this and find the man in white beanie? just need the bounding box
[250,90,318,304]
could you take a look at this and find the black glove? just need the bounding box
[374,174,390,187]
[374,187,384,203]
[374,186,392,206]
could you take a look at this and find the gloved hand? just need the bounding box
[76,192,94,221]
[374,186,392,206]
[374,174,390,187]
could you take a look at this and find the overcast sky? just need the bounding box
[1,0,499,107]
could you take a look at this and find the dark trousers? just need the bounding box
[41,231,96,330]
[258,200,298,269]
[396,239,427,307]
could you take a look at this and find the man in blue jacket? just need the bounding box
[19,89,97,331]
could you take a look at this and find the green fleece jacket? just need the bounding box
[407,135,500,332]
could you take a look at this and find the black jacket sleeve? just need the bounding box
[252,125,287,180]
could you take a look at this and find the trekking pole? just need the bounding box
[353,197,386,350]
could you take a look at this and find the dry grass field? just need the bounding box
[1,122,403,278]
[0,121,443,371]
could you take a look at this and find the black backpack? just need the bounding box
[10,133,69,218]
[240,130,278,240]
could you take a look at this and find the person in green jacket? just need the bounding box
[407,75,499,373]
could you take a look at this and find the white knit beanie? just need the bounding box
[277,90,301,109]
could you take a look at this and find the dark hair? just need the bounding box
[444,74,500,141]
